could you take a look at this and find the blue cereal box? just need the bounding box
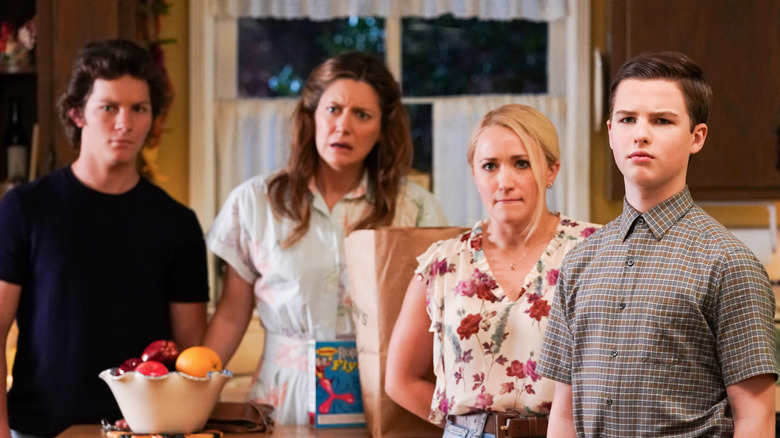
[308,340,365,428]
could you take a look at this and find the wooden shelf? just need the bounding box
[0,64,36,75]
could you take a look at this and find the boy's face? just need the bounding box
[607,79,707,203]
[70,75,153,171]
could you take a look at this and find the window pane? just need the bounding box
[237,17,386,97]
[407,103,433,174]
[401,15,548,96]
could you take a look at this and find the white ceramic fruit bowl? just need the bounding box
[99,368,232,434]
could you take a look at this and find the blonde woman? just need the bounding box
[386,104,598,438]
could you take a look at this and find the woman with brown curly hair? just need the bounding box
[203,52,447,425]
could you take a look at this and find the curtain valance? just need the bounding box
[209,0,568,22]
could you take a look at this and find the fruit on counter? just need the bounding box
[113,418,130,430]
[134,360,169,377]
[175,346,223,378]
[116,357,143,375]
[140,339,179,369]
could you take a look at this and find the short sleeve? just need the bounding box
[206,178,265,284]
[415,240,445,325]
[415,193,449,227]
[715,249,777,386]
[537,262,575,384]
[397,180,449,227]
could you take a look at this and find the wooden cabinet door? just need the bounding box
[607,0,780,200]
[35,0,138,170]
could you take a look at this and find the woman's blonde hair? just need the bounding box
[467,104,560,237]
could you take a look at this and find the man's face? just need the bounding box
[607,78,707,203]
[71,75,153,170]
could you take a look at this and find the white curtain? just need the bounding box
[210,0,568,22]
[214,95,565,223]
[432,95,565,226]
[215,99,298,204]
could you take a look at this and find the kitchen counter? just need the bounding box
[57,424,371,437]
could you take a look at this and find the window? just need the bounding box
[401,16,547,96]
[237,16,386,98]
[234,15,548,178]
[236,15,547,97]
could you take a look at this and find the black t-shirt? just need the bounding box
[0,167,209,436]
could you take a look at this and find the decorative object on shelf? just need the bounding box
[0,16,37,72]
[137,0,174,183]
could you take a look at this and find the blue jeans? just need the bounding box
[442,419,496,438]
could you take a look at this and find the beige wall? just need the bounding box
[152,0,189,206]
[160,0,777,227]
[589,0,622,225]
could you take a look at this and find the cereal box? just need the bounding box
[308,340,365,428]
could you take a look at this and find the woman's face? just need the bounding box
[471,125,555,226]
[314,79,382,175]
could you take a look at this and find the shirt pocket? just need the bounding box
[636,301,691,367]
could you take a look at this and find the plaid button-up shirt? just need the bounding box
[538,187,777,437]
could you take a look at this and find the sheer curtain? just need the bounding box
[215,99,297,204]
[432,95,565,226]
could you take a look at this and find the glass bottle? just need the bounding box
[3,98,28,183]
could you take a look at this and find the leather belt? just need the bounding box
[448,411,548,437]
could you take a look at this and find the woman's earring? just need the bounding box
[546,184,553,189]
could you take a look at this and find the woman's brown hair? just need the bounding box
[267,52,413,248]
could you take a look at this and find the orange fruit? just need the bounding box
[175,346,223,378]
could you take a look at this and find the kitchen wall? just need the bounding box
[149,0,190,206]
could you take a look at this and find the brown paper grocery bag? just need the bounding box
[344,227,469,438]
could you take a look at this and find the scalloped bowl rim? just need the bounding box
[99,368,233,434]
[100,367,234,381]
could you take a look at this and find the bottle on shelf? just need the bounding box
[3,97,29,184]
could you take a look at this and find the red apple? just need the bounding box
[134,360,168,376]
[140,340,179,369]
[116,357,143,375]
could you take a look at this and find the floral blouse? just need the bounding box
[417,215,599,424]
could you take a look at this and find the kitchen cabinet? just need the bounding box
[0,2,37,183]
[606,0,780,201]
[0,0,142,184]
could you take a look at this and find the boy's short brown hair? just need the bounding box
[608,51,712,132]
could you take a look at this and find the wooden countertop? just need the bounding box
[57,424,371,437]
[52,388,780,437]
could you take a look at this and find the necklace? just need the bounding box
[487,243,530,272]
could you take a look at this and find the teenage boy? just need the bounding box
[0,40,209,438]
[538,51,777,437]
